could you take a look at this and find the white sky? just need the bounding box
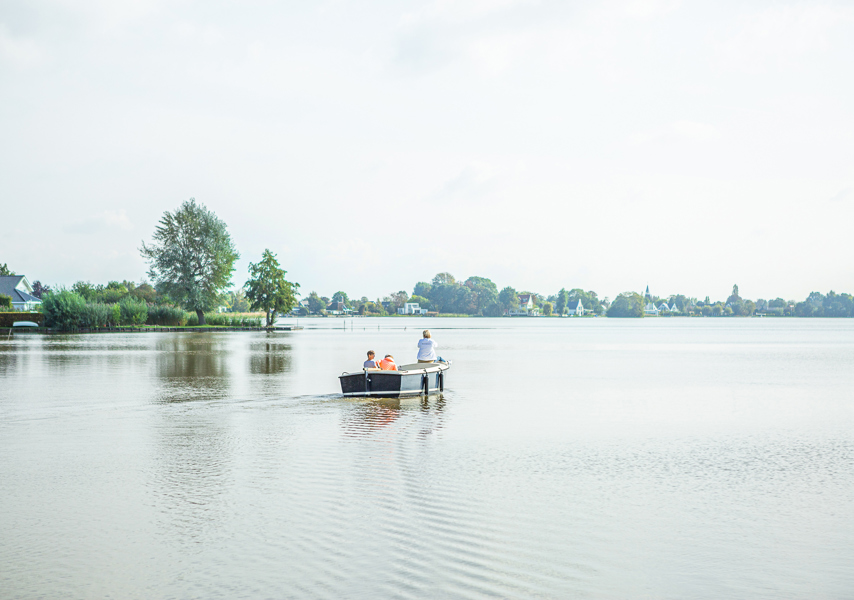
[1,0,852,302]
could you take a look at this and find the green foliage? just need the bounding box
[332,291,351,307]
[245,249,300,327]
[119,296,148,325]
[568,289,603,314]
[185,312,262,327]
[555,288,568,315]
[0,263,14,276]
[413,282,432,298]
[130,283,157,303]
[81,303,112,328]
[0,294,11,309]
[225,289,251,313]
[409,294,431,310]
[41,289,88,331]
[388,291,408,311]
[307,291,325,315]
[140,198,239,325]
[463,276,499,315]
[542,302,554,316]
[606,292,644,318]
[147,305,190,326]
[432,272,455,286]
[498,287,519,313]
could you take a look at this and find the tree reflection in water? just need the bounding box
[248,340,292,375]
[153,335,232,403]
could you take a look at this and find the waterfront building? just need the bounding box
[510,294,540,316]
[398,303,428,315]
[0,276,42,311]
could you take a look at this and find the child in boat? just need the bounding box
[364,351,380,369]
[379,354,398,370]
[417,330,438,363]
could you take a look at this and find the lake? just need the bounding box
[1,317,853,599]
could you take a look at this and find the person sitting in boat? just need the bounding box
[379,354,398,370]
[364,350,380,369]
[416,329,438,363]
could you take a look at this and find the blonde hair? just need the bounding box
[423,330,431,338]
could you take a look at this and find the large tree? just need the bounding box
[498,286,519,314]
[140,198,239,325]
[0,263,14,276]
[555,288,569,315]
[245,249,300,327]
[606,292,644,318]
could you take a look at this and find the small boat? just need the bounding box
[339,360,451,397]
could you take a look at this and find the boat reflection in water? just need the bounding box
[339,360,450,397]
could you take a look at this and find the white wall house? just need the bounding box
[0,276,42,311]
[567,299,585,316]
[658,302,671,312]
[398,303,428,315]
[644,302,659,316]
[509,294,539,316]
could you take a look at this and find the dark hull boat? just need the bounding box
[339,361,450,397]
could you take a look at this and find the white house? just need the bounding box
[0,276,42,311]
[669,303,679,313]
[509,294,539,316]
[398,303,428,315]
[658,302,671,312]
[567,299,585,316]
[644,302,659,316]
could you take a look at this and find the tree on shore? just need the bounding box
[0,264,14,276]
[31,281,51,298]
[498,286,519,314]
[555,288,569,315]
[140,198,239,326]
[245,249,300,327]
[606,292,644,318]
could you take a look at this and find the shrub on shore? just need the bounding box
[41,290,88,330]
[119,296,148,326]
[147,305,189,326]
[82,303,112,328]
[185,312,262,327]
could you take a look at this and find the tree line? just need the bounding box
[5,200,854,325]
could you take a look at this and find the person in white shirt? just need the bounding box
[416,330,438,363]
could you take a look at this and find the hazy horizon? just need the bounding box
[2,0,852,302]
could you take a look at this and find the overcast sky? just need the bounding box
[2,0,852,302]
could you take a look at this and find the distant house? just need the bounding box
[510,294,540,316]
[0,276,42,311]
[567,299,585,316]
[398,303,428,315]
[644,302,659,316]
[669,303,679,313]
[326,301,351,316]
[290,300,309,315]
[658,302,670,312]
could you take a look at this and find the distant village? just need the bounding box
[3,264,853,323]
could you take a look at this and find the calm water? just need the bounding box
[2,318,853,599]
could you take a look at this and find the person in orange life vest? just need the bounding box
[364,350,380,369]
[379,354,398,370]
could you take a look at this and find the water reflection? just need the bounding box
[248,339,292,375]
[340,395,447,440]
[153,336,232,403]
